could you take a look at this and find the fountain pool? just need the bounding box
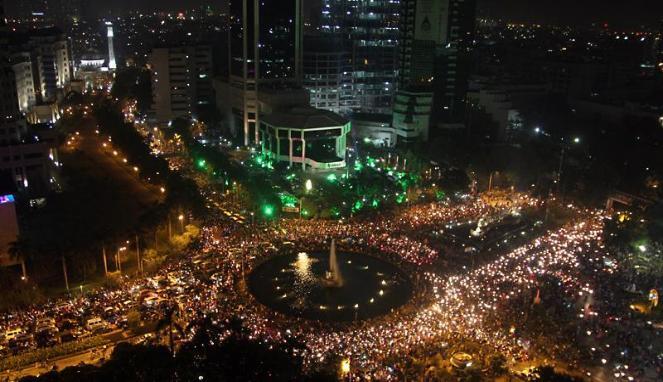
[248,250,412,322]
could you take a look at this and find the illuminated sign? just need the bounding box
[0,194,15,204]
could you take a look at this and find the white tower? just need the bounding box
[106,22,117,70]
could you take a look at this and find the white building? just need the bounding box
[11,53,36,113]
[259,106,351,171]
[11,28,73,105]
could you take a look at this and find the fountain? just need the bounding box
[470,218,486,237]
[248,243,412,321]
[322,239,344,287]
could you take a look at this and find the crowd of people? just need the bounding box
[1,194,661,381]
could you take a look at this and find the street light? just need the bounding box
[556,136,582,197]
[178,214,185,233]
[305,179,313,193]
[116,246,127,273]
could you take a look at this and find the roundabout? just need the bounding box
[247,242,413,321]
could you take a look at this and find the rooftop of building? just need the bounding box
[262,106,349,129]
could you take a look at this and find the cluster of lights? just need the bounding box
[0,193,647,381]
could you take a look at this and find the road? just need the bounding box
[3,331,141,381]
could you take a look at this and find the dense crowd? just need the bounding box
[1,195,661,381]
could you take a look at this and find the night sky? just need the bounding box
[5,0,663,28]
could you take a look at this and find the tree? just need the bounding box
[155,305,184,356]
[175,317,307,382]
[487,353,508,377]
[8,238,31,279]
[646,202,663,239]
[21,316,313,382]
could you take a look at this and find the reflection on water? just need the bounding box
[288,252,319,309]
[294,252,316,282]
[249,251,413,321]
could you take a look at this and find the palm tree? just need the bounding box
[8,238,30,280]
[156,304,184,356]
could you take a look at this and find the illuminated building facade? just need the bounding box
[149,45,213,125]
[0,53,60,196]
[12,53,37,114]
[16,28,74,103]
[224,0,304,146]
[259,106,350,171]
[303,36,358,115]
[393,0,476,142]
[320,0,400,114]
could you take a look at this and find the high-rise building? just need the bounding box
[11,53,37,113]
[320,0,400,114]
[106,22,117,70]
[393,0,476,142]
[149,45,213,124]
[223,0,304,145]
[431,0,476,122]
[0,53,60,197]
[303,36,358,115]
[22,28,73,102]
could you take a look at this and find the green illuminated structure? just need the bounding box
[259,106,351,172]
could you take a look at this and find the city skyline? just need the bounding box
[0,1,661,381]
[5,0,663,28]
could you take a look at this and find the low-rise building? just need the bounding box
[259,106,351,171]
[351,113,396,148]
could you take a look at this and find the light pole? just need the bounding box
[102,246,108,276]
[178,214,185,233]
[135,234,141,274]
[116,246,127,273]
[62,257,69,292]
[488,171,499,192]
[556,136,581,197]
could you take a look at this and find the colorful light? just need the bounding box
[0,194,15,204]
